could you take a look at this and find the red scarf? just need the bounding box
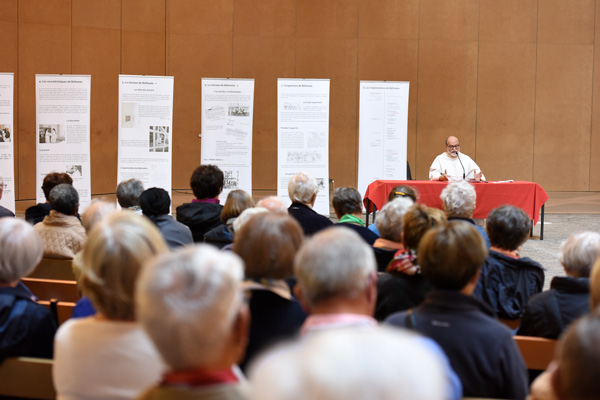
[162,368,239,387]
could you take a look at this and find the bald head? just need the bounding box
[445,136,460,157]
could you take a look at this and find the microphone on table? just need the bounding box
[456,152,466,179]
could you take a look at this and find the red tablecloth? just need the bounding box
[363,180,549,224]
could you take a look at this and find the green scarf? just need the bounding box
[339,214,364,226]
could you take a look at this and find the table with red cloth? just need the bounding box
[363,180,549,239]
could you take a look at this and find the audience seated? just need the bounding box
[204,189,253,249]
[375,204,446,321]
[255,196,287,214]
[136,245,249,400]
[176,165,225,242]
[249,327,452,400]
[0,218,56,361]
[233,212,306,371]
[518,231,600,339]
[385,221,528,399]
[371,197,414,272]
[116,178,144,213]
[53,212,168,400]
[368,184,417,236]
[0,176,15,218]
[287,172,332,236]
[440,180,490,248]
[474,205,545,320]
[140,187,193,249]
[34,184,86,259]
[25,172,73,225]
[330,187,378,245]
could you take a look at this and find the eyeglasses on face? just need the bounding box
[446,144,460,149]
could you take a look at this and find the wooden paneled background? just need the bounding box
[2,0,600,200]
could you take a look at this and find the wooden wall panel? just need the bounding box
[233,0,296,190]
[419,0,479,42]
[538,0,595,45]
[479,0,537,43]
[297,0,358,38]
[590,4,600,190]
[358,0,418,40]
[415,41,478,180]
[534,44,593,191]
[18,0,71,200]
[168,1,233,189]
[476,42,536,182]
[73,0,120,30]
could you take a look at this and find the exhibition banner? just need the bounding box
[277,78,330,216]
[36,74,92,210]
[0,73,15,213]
[357,81,409,197]
[201,78,254,202]
[117,75,174,197]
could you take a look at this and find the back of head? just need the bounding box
[139,187,171,218]
[440,180,476,218]
[486,205,531,251]
[232,207,267,233]
[559,231,600,278]
[116,178,144,208]
[375,197,414,242]
[0,218,44,284]
[49,184,79,215]
[79,212,168,320]
[402,204,447,250]
[256,196,288,214]
[554,311,600,400]
[221,189,253,222]
[190,164,224,200]
[387,185,417,203]
[332,187,362,216]
[42,172,73,201]
[136,245,244,370]
[288,172,318,204]
[81,200,116,233]
[418,221,488,290]
[249,327,447,400]
[234,212,303,280]
[294,227,376,308]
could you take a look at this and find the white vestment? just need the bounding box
[429,152,485,181]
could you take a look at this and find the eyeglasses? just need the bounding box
[446,144,460,149]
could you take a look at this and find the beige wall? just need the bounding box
[1,0,599,199]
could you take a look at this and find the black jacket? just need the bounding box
[336,222,379,245]
[517,276,589,339]
[375,273,432,321]
[385,290,528,400]
[287,202,332,236]
[25,202,51,225]
[175,202,223,243]
[474,251,545,319]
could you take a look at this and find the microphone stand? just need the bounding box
[456,152,466,180]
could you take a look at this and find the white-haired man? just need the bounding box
[136,245,250,399]
[430,136,485,181]
[287,172,332,236]
[255,196,287,214]
[0,175,15,217]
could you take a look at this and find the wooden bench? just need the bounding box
[38,299,76,326]
[28,257,76,281]
[22,277,80,303]
[0,357,55,399]
[513,335,557,371]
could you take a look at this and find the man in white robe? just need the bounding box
[429,136,485,181]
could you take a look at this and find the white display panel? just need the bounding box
[0,73,15,213]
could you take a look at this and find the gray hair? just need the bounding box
[288,172,318,204]
[375,197,414,242]
[136,245,244,370]
[233,207,268,232]
[256,196,288,214]
[559,231,600,278]
[116,178,144,208]
[81,200,116,233]
[49,184,79,215]
[0,218,44,284]
[440,180,476,218]
[249,327,447,400]
[294,227,376,307]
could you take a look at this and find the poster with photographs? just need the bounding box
[201,78,254,202]
[117,75,174,198]
[0,73,15,213]
[35,75,92,210]
[358,81,409,197]
[277,79,330,216]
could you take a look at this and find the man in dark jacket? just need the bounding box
[176,165,224,242]
[385,221,528,400]
[518,231,600,339]
[287,172,332,236]
[25,172,73,224]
